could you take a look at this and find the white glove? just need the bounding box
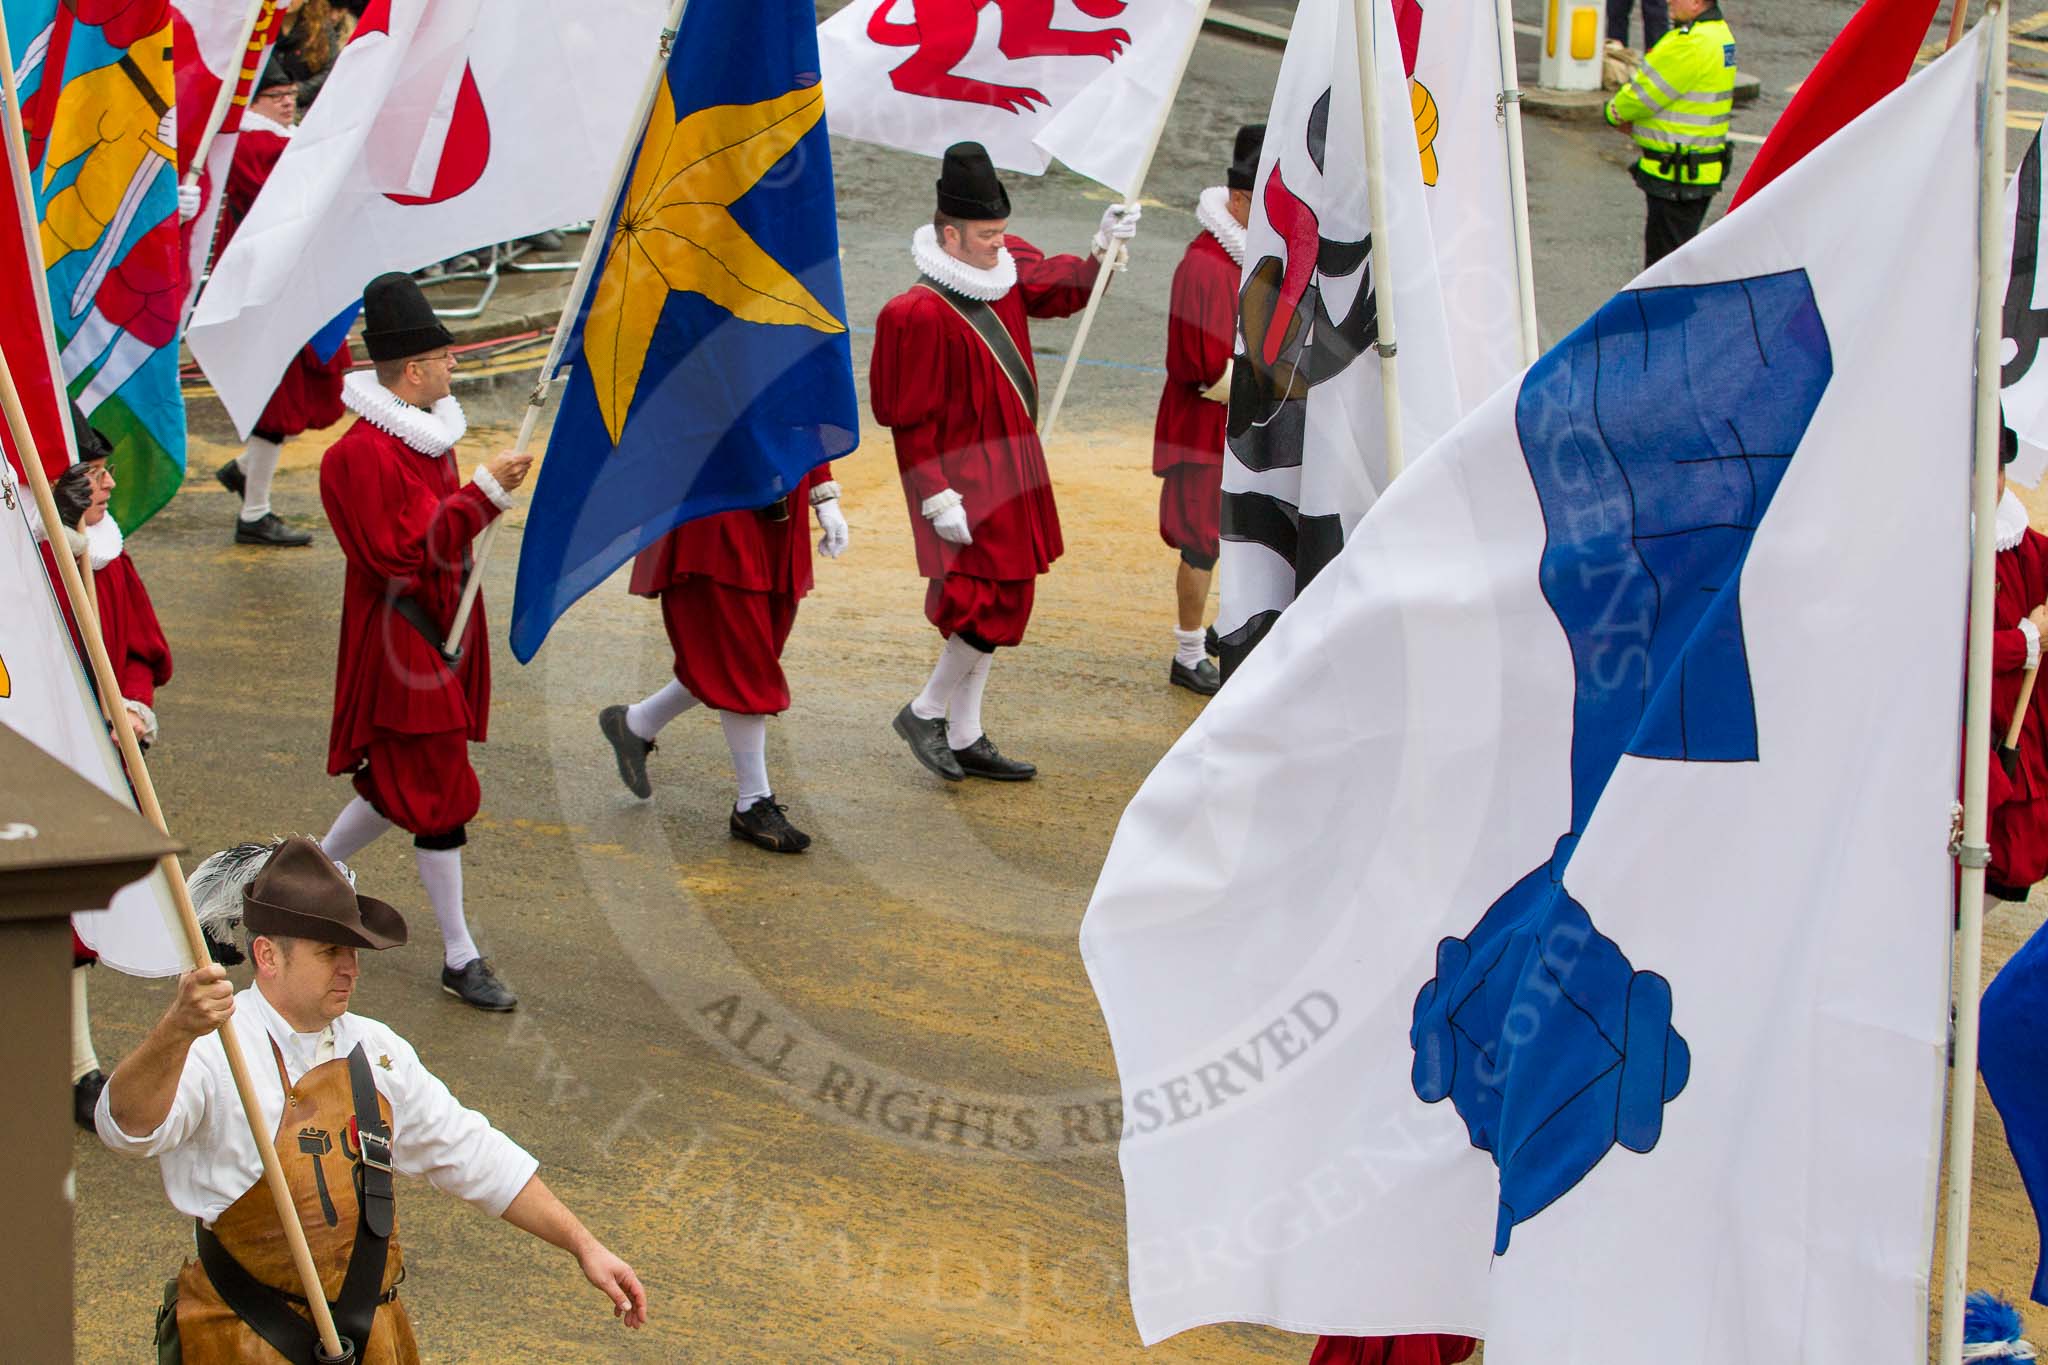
[929,501,973,546]
[814,496,849,559]
[1093,201,1141,257]
[177,182,202,223]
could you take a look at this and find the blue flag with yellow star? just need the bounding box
[509,0,858,662]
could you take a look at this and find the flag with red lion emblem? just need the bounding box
[819,0,1207,193]
[187,0,670,436]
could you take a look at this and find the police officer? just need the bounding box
[1604,0,1737,268]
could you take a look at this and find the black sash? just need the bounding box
[913,280,1038,424]
[192,1044,395,1363]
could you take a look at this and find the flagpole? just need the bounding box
[1038,0,1214,440]
[1353,0,1407,479]
[1492,0,1540,365]
[0,32,348,1363]
[1948,0,1974,51]
[441,0,690,655]
[179,0,274,195]
[1940,4,2008,1362]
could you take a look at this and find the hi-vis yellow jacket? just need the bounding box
[1605,7,1737,197]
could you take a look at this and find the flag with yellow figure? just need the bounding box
[510,0,857,662]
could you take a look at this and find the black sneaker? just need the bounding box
[442,958,517,1011]
[892,702,965,781]
[730,796,811,853]
[73,1069,106,1133]
[598,705,654,799]
[951,734,1036,781]
[214,458,246,500]
[235,512,312,547]
[1170,657,1221,696]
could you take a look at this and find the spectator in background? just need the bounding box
[1607,0,1668,52]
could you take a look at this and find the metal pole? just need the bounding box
[0,25,348,1360]
[1352,0,1407,480]
[1940,6,2007,1362]
[440,0,689,655]
[1492,0,1541,365]
[1039,0,1215,439]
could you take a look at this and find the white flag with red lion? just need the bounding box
[819,0,1207,193]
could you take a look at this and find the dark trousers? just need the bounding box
[1607,0,1668,49]
[1643,192,1712,268]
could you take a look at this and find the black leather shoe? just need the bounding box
[214,458,246,500]
[952,734,1036,781]
[1171,658,1221,696]
[731,796,811,853]
[235,511,312,547]
[892,703,964,781]
[598,705,654,799]
[442,958,517,1011]
[73,1069,106,1133]
[1204,625,1220,658]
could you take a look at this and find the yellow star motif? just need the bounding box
[584,79,847,443]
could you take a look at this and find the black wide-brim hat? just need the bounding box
[361,271,454,364]
[936,141,1011,221]
[1229,124,1267,192]
[68,399,111,465]
[242,836,408,950]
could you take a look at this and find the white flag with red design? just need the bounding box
[818,0,1207,193]
[186,0,668,437]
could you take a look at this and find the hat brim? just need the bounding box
[363,323,456,364]
[243,890,409,950]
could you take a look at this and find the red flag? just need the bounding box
[0,70,72,483]
[1727,0,1942,211]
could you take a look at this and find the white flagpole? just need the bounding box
[1353,0,1406,480]
[179,0,274,196]
[1038,0,1213,440]
[440,0,689,656]
[1491,0,1540,365]
[1940,4,2007,1362]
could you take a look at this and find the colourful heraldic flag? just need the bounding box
[509,0,859,663]
[6,1,191,531]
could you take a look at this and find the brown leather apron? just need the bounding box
[173,1040,419,1364]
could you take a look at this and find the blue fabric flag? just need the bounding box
[508,0,858,662]
[1982,916,2048,1306]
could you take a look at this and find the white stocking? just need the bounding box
[912,634,983,722]
[240,436,283,520]
[720,711,772,811]
[948,652,994,748]
[415,846,480,971]
[71,966,100,1083]
[321,796,393,863]
[627,678,699,740]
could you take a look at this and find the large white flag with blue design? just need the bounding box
[1082,27,1983,1361]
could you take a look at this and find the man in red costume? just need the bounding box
[1988,422,2048,904]
[1153,124,1261,698]
[597,466,852,853]
[315,272,529,1012]
[872,141,1138,782]
[209,63,343,548]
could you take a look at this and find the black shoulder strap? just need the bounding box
[913,280,1039,424]
[334,1043,393,1349]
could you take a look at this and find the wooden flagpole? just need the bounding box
[1353,0,1408,480]
[0,30,347,1363]
[441,0,690,654]
[1948,0,1974,51]
[1940,4,2008,1361]
[179,0,276,196]
[1038,0,1214,440]
[1491,0,1541,365]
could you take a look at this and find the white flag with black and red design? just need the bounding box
[1214,0,1463,677]
[174,0,288,321]
[818,0,1206,194]
[186,0,668,437]
[1085,27,1982,1358]
[2002,121,2048,485]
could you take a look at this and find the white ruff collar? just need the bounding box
[85,512,124,569]
[1196,186,1246,267]
[1998,487,2032,552]
[240,109,293,140]
[912,224,1015,303]
[343,372,467,456]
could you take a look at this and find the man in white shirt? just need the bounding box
[97,837,646,1362]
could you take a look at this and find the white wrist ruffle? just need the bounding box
[472,466,514,511]
[2024,618,2041,672]
[123,697,159,746]
[809,480,842,506]
[921,488,964,520]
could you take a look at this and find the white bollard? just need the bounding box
[1539,0,1605,91]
